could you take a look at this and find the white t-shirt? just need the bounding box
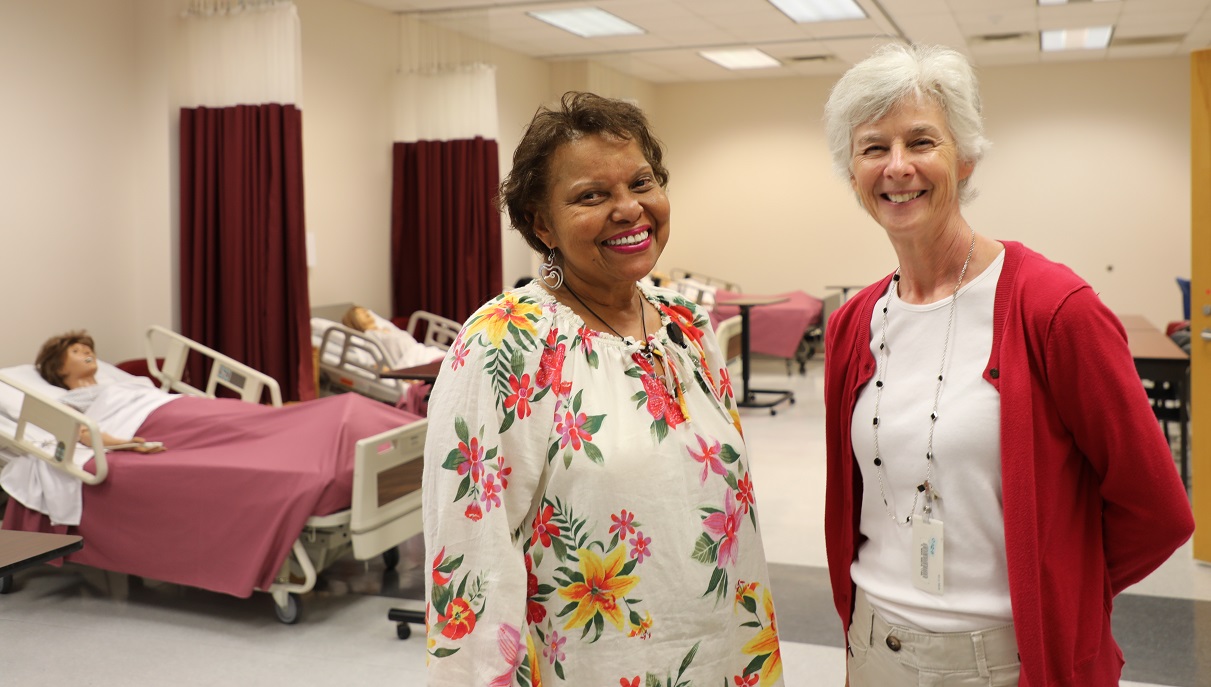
[849,249,1012,632]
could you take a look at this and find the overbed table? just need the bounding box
[0,530,83,592]
[714,295,796,415]
[381,360,442,383]
[1119,314,1190,488]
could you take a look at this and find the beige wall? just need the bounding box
[653,57,1191,328]
[0,0,1192,366]
[0,0,173,366]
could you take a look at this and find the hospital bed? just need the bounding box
[310,303,459,407]
[0,325,426,624]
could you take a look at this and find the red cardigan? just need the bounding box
[823,241,1195,686]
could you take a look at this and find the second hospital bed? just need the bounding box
[0,325,427,624]
[310,303,459,407]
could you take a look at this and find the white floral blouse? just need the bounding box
[422,282,783,687]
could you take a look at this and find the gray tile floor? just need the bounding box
[1,358,1207,686]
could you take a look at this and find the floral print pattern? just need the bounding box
[424,283,782,686]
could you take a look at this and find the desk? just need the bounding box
[1120,314,1190,488]
[715,295,795,415]
[0,530,83,593]
[382,360,442,383]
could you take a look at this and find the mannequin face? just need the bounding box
[59,342,98,389]
[352,307,377,331]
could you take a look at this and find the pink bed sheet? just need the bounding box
[709,290,824,359]
[2,393,421,598]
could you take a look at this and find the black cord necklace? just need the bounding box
[561,281,654,364]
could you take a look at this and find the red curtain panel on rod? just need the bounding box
[391,136,503,325]
[179,103,315,402]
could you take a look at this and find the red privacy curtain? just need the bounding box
[179,103,314,402]
[391,136,503,324]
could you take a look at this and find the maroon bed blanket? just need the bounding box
[2,393,420,597]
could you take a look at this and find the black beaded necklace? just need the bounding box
[870,227,976,526]
[562,282,655,364]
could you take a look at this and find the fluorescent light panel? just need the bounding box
[699,48,781,70]
[768,0,865,23]
[528,8,645,38]
[1040,26,1113,51]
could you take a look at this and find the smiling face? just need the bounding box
[849,97,974,239]
[59,342,98,389]
[533,134,670,296]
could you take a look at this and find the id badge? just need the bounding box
[911,518,944,595]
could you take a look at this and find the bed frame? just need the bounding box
[311,303,460,405]
[0,326,426,624]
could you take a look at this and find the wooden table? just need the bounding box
[1119,314,1190,488]
[714,295,795,415]
[0,530,83,592]
[381,360,442,383]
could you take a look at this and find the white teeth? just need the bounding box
[886,191,925,203]
[605,229,650,246]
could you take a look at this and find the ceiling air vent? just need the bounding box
[1110,34,1184,47]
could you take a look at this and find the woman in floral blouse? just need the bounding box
[422,92,784,687]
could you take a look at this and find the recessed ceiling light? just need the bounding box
[699,48,782,70]
[1040,26,1113,51]
[528,8,645,38]
[768,0,866,23]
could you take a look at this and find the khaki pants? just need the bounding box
[847,589,1021,687]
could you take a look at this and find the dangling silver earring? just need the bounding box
[540,247,564,289]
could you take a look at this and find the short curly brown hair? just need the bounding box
[498,91,669,255]
[36,330,95,389]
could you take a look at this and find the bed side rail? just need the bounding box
[0,373,109,485]
[317,324,398,381]
[406,312,461,351]
[349,419,427,560]
[144,325,282,407]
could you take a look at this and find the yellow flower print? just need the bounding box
[741,588,782,686]
[464,293,541,347]
[628,610,653,639]
[734,580,759,614]
[557,546,640,632]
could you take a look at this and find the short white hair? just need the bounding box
[824,42,991,205]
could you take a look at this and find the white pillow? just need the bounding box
[0,362,135,419]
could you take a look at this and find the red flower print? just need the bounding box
[689,433,727,485]
[480,473,501,512]
[504,373,534,419]
[640,373,668,420]
[464,503,483,521]
[439,597,477,639]
[737,472,755,514]
[733,674,759,686]
[578,325,597,354]
[621,678,640,687]
[555,410,592,451]
[530,504,561,548]
[703,489,742,568]
[449,339,469,370]
[536,332,566,390]
[527,598,547,625]
[456,436,485,484]
[431,546,451,585]
[609,509,636,537]
[497,459,512,490]
[629,531,652,564]
[719,367,733,398]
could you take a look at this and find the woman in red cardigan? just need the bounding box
[821,43,1193,686]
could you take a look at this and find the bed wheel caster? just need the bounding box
[388,607,425,640]
[0,575,12,594]
[382,547,400,571]
[274,592,303,624]
[770,408,777,416]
